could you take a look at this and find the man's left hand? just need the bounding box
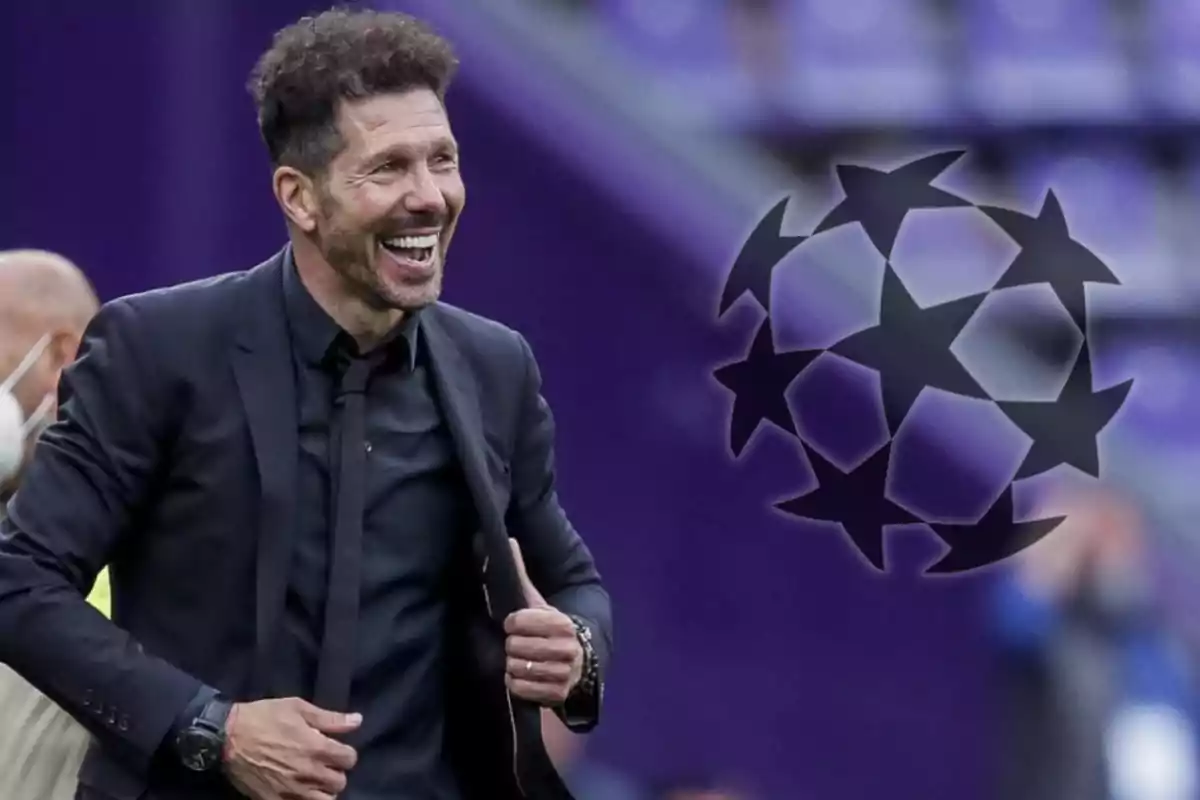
[503,539,583,706]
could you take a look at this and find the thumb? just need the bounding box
[296,701,362,734]
[508,538,547,607]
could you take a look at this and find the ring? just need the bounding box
[525,660,534,675]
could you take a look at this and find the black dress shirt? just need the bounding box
[159,256,480,798]
[276,256,480,800]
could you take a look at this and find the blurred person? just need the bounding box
[654,778,748,800]
[0,248,101,800]
[727,0,787,103]
[0,9,611,800]
[0,250,99,498]
[541,707,647,799]
[989,486,1199,800]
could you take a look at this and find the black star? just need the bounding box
[719,196,808,316]
[981,190,1120,331]
[998,340,1132,479]
[812,150,972,259]
[775,442,918,571]
[924,486,1065,575]
[831,266,989,435]
[713,316,823,457]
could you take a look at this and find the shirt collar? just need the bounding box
[282,247,420,372]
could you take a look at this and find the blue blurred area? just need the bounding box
[588,0,1200,127]
[6,1,1200,799]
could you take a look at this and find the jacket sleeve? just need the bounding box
[0,298,203,774]
[504,333,612,732]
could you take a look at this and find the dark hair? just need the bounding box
[247,7,459,175]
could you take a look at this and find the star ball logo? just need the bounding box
[713,149,1134,575]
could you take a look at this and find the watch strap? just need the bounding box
[197,696,233,734]
[567,615,599,699]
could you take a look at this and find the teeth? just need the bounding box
[383,234,438,249]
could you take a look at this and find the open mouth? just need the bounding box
[380,234,438,266]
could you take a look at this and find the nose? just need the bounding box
[403,164,446,216]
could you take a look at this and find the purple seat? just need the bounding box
[783,0,953,123]
[960,0,1135,121]
[1171,151,1200,293]
[595,0,752,123]
[1006,147,1166,275]
[1143,0,1200,117]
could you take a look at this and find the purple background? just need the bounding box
[26,1,1194,797]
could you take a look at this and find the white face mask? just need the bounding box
[0,335,55,486]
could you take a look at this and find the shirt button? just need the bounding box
[364,442,373,453]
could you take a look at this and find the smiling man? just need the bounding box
[0,10,610,800]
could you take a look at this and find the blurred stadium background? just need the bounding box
[6,1,1200,798]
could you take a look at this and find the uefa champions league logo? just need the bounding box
[713,150,1134,575]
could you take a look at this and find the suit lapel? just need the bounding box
[421,309,525,624]
[230,252,299,697]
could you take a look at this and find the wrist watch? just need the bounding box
[174,696,233,772]
[567,615,599,698]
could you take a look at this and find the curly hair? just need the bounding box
[247,7,459,175]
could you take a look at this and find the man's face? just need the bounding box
[310,88,465,314]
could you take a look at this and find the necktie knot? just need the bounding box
[337,356,373,397]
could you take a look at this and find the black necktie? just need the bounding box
[313,355,372,711]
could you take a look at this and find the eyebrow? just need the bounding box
[363,137,459,168]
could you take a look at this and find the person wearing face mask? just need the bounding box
[0,253,98,498]
[0,249,101,800]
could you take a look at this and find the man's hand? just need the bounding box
[222,697,361,800]
[504,539,583,706]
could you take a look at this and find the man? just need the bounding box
[0,250,100,499]
[0,9,611,800]
[989,487,1198,800]
[0,249,102,800]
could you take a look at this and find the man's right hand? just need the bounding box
[222,697,361,800]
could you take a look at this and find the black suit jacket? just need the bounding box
[0,250,612,800]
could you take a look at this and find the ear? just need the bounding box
[273,166,321,233]
[49,330,81,370]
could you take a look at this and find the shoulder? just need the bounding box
[98,268,253,337]
[88,254,280,356]
[73,257,278,395]
[425,302,533,365]
[426,301,526,346]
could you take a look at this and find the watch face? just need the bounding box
[177,729,221,772]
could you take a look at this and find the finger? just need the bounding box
[506,657,573,684]
[504,607,574,637]
[297,701,363,734]
[506,674,570,705]
[508,538,547,607]
[505,634,579,663]
[314,736,359,770]
[301,764,349,795]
